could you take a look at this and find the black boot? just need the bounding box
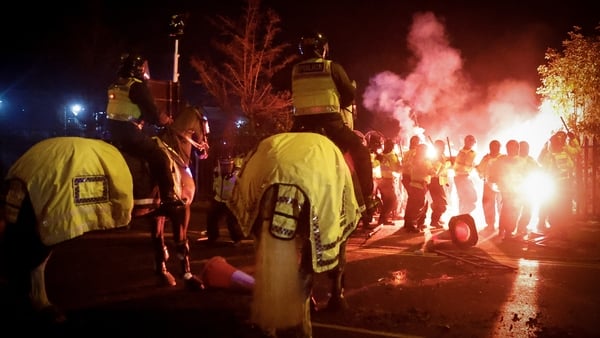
[158,192,185,216]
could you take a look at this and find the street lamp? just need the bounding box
[64,103,84,135]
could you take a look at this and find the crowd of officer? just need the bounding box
[363,130,581,240]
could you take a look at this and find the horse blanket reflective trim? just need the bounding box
[5,137,133,246]
[228,132,360,273]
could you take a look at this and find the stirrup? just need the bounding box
[161,195,185,208]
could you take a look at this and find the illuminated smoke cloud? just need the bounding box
[363,11,555,157]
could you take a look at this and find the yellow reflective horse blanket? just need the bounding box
[5,137,133,246]
[228,132,360,273]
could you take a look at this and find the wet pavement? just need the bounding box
[2,201,600,337]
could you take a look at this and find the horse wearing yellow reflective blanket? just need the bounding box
[227,132,361,338]
[0,105,210,325]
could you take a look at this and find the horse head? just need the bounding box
[168,105,210,161]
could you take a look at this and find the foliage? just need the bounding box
[537,25,600,137]
[189,0,297,152]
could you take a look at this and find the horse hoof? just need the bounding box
[158,272,177,287]
[184,275,205,291]
[326,296,349,312]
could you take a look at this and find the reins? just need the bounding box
[159,107,210,167]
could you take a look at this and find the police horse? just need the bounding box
[0,104,209,323]
[227,132,361,337]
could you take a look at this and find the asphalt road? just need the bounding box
[2,203,599,338]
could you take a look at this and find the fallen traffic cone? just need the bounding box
[201,256,254,291]
[448,214,478,249]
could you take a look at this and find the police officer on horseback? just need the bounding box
[290,31,377,222]
[106,53,184,212]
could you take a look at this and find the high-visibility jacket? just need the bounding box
[453,148,476,176]
[432,155,451,186]
[379,151,401,179]
[540,150,575,181]
[402,148,416,177]
[489,154,526,195]
[213,166,239,203]
[410,157,436,189]
[477,153,502,181]
[106,78,143,121]
[292,58,341,115]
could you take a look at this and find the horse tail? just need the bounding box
[251,186,306,332]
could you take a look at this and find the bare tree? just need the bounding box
[189,0,297,150]
[537,25,600,137]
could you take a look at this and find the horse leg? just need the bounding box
[170,206,204,290]
[29,253,67,324]
[297,237,315,337]
[2,190,66,323]
[151,215,176,286]
[326,241,349,311]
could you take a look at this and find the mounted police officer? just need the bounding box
[105,53,184,213]
[290,31,377,222]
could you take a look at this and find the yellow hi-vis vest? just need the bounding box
[380,152,401,179]
[546,151,574,181]
[402,148,416,176]
[213,167,239,203]
[454,148,476,176]
[292,58,341,115]
[106,78,143,121]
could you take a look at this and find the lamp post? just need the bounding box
[169,14,185,84]
[64,103,84,136]
[64,106,68,135]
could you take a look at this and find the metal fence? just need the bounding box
[576,136,600,219]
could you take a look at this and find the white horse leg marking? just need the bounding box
[30,253,51,310]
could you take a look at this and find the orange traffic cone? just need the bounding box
[201,256,254,291]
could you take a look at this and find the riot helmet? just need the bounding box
[464,135,476,149]
[118,53,150,80]
[298,31,329,58]
[383,138,395,153]
[489,140,501,155]
[409,135,421,149]
[518,141,530,157]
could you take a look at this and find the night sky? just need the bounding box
[0,0,597,138]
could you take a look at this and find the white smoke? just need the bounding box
[362,11,554,157]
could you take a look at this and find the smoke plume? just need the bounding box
[363,11,558,157]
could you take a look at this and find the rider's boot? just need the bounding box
[159,192,185,215]
[175,240,204,291]
[153,237,176,287]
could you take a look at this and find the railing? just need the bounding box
[576,136,600,219]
